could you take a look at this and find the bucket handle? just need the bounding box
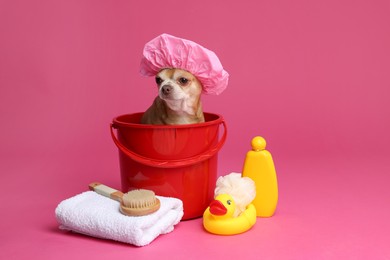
[110,121,227,168]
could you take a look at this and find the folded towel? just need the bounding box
[55,191,183,246]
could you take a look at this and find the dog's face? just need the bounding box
[155,68,202,107]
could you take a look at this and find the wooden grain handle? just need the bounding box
[88,182,124,202]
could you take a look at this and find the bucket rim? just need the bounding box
[112,112,224,129]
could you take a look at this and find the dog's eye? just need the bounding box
[179,77,189,85]
[155,77,163,85]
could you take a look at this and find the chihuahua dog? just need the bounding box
[141,68,205,125]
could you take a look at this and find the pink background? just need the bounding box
[1,0,389,259]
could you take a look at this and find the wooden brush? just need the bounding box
[89,182,160,216]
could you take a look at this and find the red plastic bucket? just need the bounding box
[110,112,227,220]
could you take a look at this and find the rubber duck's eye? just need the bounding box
[227,200,232,205]
[155,77,163,85]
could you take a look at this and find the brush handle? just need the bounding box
[89,182,124,202]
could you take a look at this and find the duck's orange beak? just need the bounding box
[209,200,227,215]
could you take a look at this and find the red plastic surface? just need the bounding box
[111,113,227,220]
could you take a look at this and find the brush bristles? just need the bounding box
[122,189,157,208]
[120,189,161,216]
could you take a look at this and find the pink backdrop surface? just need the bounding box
[1,0,389,259]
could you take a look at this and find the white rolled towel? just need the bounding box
[55,191,183,246]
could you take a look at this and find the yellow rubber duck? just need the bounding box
[203,194,257,235]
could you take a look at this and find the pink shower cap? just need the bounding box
[140,33,229,95]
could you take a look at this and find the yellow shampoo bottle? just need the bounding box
[242,136,278,217]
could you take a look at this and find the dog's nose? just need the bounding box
[162,85,172,95]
